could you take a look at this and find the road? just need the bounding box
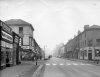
[38,57,100,77]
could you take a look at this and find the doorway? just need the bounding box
[88,53,92,60]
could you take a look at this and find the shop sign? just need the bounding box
[5,42,13,48]
[2,30,13,42]
[19,38,22,46]
[30,46,34,50]
[14,36,19,43]
[88,50,92,53]
[22,46,29,49]
[1,47,6,51]
[1,21,12,34]
[1,41,6,47]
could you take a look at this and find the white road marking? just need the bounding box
[80,63,85,65]
[46,64,50,65]
[85,64,91,65]
[45,63,91,66]
[16,75,19,77]
[73,63,78,65]
[66,63,71,65]
[52,63,57,66]
[60,63,64,65]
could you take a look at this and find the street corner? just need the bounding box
[31,64,45,77]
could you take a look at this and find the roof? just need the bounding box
[66,25,100,46]
[90,25,100,29]
[78,25,100,36]
[4,19,34,31]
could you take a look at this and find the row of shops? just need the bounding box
[66,47,100,60]
[0,20,21,69]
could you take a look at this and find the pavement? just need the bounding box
[0,60,45,77]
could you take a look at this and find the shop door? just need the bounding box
[88,53,92,60]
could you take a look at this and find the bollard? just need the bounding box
[36,60,37,65]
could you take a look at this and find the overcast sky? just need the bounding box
[0,0,100,54]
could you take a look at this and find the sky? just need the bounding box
[0,0,100,55]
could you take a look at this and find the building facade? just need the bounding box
[65,25,100,60]
[12,32,21,65]
[0,20,21,70]
[5,19,35,60]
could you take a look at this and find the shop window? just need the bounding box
[81,51,83,56]
[1,47,6,66]
[95,49,100,57]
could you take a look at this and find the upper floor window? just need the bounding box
[87,39,93,47]
[96,39,100,46]
[19,27,23,34]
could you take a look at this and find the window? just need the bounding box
[19,27,23,34]
[87,39,93,47]
[96,39,100,46]
[81,51,83,56]
[19,27,23,45]
[21,38,23,45]
[95,49,100,57]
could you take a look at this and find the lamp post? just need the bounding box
[35,48,38,65]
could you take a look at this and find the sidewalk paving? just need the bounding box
[0,60,45,77]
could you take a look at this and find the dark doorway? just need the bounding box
[88,53,92,60]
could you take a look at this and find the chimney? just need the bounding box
[74,35,76,38]
[84,25,89,30]
[78,30,81,35]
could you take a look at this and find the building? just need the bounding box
[65,25,100,60]
[79,25,100,60]
[0,20,13,69]
[5,19,35,60]
[33,39,43,60]
[12,32,21,65]
[0,20,21,70]
[54,43,65,58]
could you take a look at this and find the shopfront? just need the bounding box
[0,20,13,69]
[12,32,21,65]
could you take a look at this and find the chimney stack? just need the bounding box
[84,25,89,30]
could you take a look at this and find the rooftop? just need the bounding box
[4,19,34,31]
[90,25,100,29]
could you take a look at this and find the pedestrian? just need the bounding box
[35,56,38,65]
[6,56,9,67]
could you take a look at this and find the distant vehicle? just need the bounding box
[44,56,49,60]
[48,55,52,59]
[44,58,49,60]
